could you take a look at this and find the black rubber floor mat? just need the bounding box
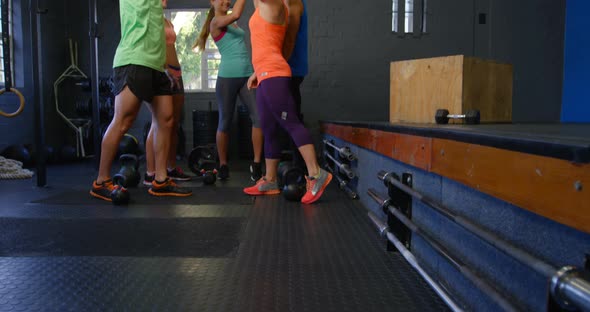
[0,187,451,311]
[30,186,255,206]
[0,217,244,257]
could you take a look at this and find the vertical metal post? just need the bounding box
[30,0,46,187]
[88,0,101,168]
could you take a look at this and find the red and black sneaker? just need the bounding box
[148,178,193,197]
[167,167,191,181]
[90,179,116,202]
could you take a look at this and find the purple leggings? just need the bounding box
[257,77,313,159]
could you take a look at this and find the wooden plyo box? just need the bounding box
[389,55,513,124]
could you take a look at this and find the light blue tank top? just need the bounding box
[214,24,254,78]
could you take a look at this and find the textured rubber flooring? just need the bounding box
[0,162,450,311]
[31,186,254,206]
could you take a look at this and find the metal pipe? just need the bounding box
[89,0,101,168]
[385,232,465,312]
[368,189,519,312]
[368,211,388,237]
[324,152,355,179]
[30,0,47,187]
[324,164,358,199]
[364,200,463,312]
[551,267,590,312]
[377,170,557,278]
[323,139,356,161]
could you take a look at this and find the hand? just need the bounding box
[247,74,258,90]
[165,69,181,90]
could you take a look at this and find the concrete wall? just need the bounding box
[1,0,567,160]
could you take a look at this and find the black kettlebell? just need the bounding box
[110,184,130,205]
[277,161,296,189]
[281,166,307,202]
[201,169,218,185]
[112,154,140,188]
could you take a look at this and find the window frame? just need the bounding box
[392,0,399,33]
[0,0,14,87]
[164,8,220,93]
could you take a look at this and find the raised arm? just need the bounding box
[282,0,303,60]
[211,0,248,29]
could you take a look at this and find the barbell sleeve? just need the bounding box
[323,139,356,161]
[324,152,356,179]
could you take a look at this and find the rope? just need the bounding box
[0,156,34,179]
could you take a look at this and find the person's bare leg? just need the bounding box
[263,158,280,182]
[167,93,184,168]
[298,144,320,178]
[97,87,141,183]
[145,115,157,175]
[143,103,156,175]
[251,127,263,163]
[216,131,229,166]
[150,95,174,182]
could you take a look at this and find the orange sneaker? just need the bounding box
[90,179,116,202]
[301,169,332,204]
[148,178,192,197]
[243,177,281,196]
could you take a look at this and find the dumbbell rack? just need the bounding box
[54,39,90,158]
[322,140,358,199]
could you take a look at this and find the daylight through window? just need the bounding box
[165,9,220,92]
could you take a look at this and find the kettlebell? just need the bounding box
[281,166,307,202]
[110,184,130,205]
[112,154,140,188]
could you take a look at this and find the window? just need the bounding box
[404,0,414,33]
[391,0,427,35]
[421,0,427,33]
[0,0,12,86]
[164,9,220,92]
[392,0,398,32]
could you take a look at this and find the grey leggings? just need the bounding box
[215,77,260,132]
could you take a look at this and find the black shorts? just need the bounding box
[113,65,172,103]
[171,76,185,95]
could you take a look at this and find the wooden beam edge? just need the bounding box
[321,123,590,234]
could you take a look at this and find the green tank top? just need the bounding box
[113,0,166,71]
[214,24,254,78]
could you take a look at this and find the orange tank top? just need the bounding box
[249,5,291,82]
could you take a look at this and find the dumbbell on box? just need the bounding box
[435,109,481,125]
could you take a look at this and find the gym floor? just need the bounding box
[0,160,448,311]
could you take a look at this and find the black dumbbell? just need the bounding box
[435,109,481,125]
[112,154,140,188]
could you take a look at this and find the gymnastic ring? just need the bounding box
[0,88,26,118]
